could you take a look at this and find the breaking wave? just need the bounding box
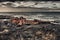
[0,12,60,21]
[12,13,60,21]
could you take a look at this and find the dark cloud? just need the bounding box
[0,0,60,2]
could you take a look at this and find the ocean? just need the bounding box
[0,12,60,21]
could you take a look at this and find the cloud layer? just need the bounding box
[0,1,60,9]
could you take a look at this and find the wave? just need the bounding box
[15,14,60,21]
[0,12,60,21]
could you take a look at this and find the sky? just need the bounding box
[0,0,60,2]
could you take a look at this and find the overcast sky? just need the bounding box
[0,0,60,2]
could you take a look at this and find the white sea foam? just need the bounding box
[0,13,59,21]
